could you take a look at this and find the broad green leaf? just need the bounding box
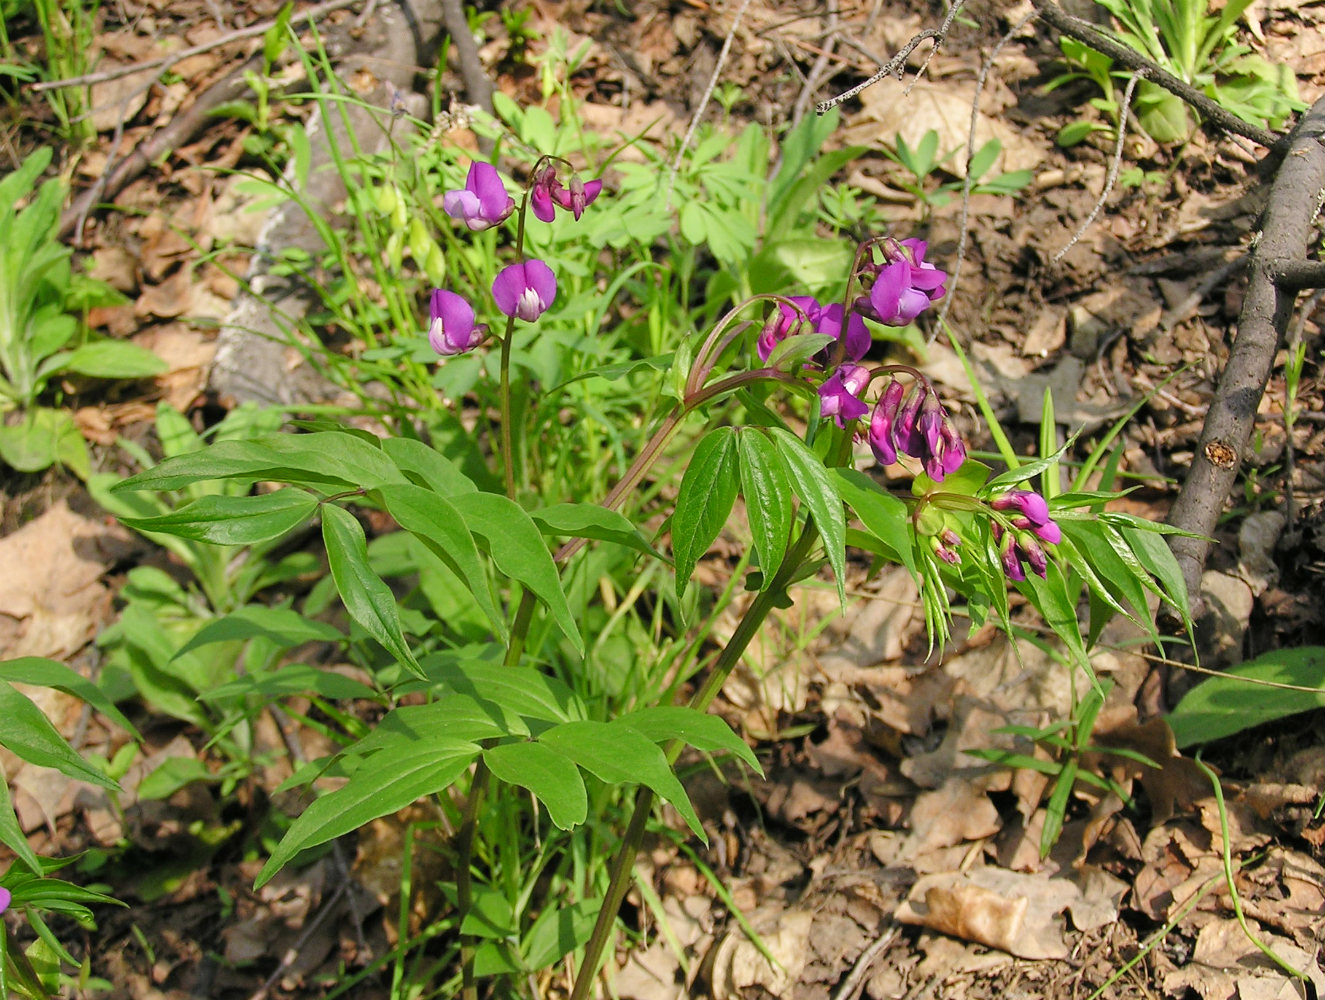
[617,706,761,774]
[1023,563,1089,671]
[484,741,587,829]
[137,757,217,800]
[0,657,138,739]
[423,661,585,727]
[539,720,705,840]
[255,737,479,887]
[0,773,42,873]
[0,406,90,477]
[202,663,378,703]
[451,492,582,654]
[671,427,739,601]
[522,899,601,971]
[112,432,404,493]
[1123,524,1191,622]
[58,340,167,378]
[1167,647,1325,748]
[769,427,846,603]
[377,484,506,639]
[0,681,116,789]
[738,430,793,587]
[321,504,421,676]
[174,605,344,661]
[381,437,477,496]
[531,503,661,559]
[834,468,917,578]
[116,488,317,544]
[351,698,523,752]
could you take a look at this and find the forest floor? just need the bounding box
[1,0,1324,998]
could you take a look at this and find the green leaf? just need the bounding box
[377,484,506,640]
[834,468,917,578]
[350,699,520,752]
[174,605,344,660]
[1167,647,1325,748]
[381,437,477,496]
[765,332,835,372]
[0,406,89,477]
[137,757,217,800]
[521,899,601,971]
[116,488,317,544]
[531,502,661,559]
[617,706,761,774]
[0,775,42,874]
[0,681,116,789]
[112,432,405,493]
[484,741,587,829]
[255,737,479,887]
[538,720,705,841]
[450,492,582,654]
[1023,562,1089,670]
[321,504,421,676]
[671,427,739,601]
[769,427,846,603]
[58,340,167,379]
[738,430,793,587]
[422,661,585,727]
[0,657,138,740]
[1123,524,1191,622]
[202,663,378,703]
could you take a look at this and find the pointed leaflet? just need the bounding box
[112,432,405,494]
[424,661,585,727]
[1167,646,1325,748]
[738,430,793,588]
[671,427,739,602]
[381,437,478,497]
[321,504,421,676]
[531,502,662,560]
[0,682,116,789]
[0,657,138,739]
[255,737,479,887]
[116,489,318,545]
[833,468,917,578]
[450,492,583,654]
[617,706,762,774]
[377,484,506,640]
[173,605,344,660]
[483,741,587,830]
[538,720,706,840]
[768,427,846,603]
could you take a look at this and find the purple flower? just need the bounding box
[530,166,602,223]
[756,297,871,365]
[858,240,948,327]
[819,364,871,427]
[868,378,965,482]
[991,520,1056,580]
[868,378,907,466]
[991,489,1062,545]
[443,162,515,231]
[492,259,557,321]
[0,886,11,915]
[930,529,962,565]
[552,175,602,220]
[428,289,487,356]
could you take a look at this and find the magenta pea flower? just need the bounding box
[756,297,870,365]
[757,296,818,362]
[443,162,515,231]
[868,378,965,482]
[859,239,948,327]
[992,522,1052,581]
[530,165,559,224]
[493,259,557,321]
[930,529,962,566]
[0,886,11,915]
[552,175,602,220]
[428,289,487,356]
[819,364,871,427]
[991,489,1062,545]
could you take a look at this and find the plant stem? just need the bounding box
[455,762,490,1000]
[567,517,824,1000]
[498,312,518,499]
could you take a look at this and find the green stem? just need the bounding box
[455,762,490,1000]
[498,311,519,499]
[568,518,824,1000]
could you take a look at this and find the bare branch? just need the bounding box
[1264,258,1325,290]
[1029,0,1282,149]
[1165,96,1325,612]
[1051,70,1142,264]
[815,0,967,114]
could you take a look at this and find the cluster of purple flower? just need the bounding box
[990,489,1062,581]
[427,160,600,356]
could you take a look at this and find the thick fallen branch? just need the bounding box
[1165,95,1325,611]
